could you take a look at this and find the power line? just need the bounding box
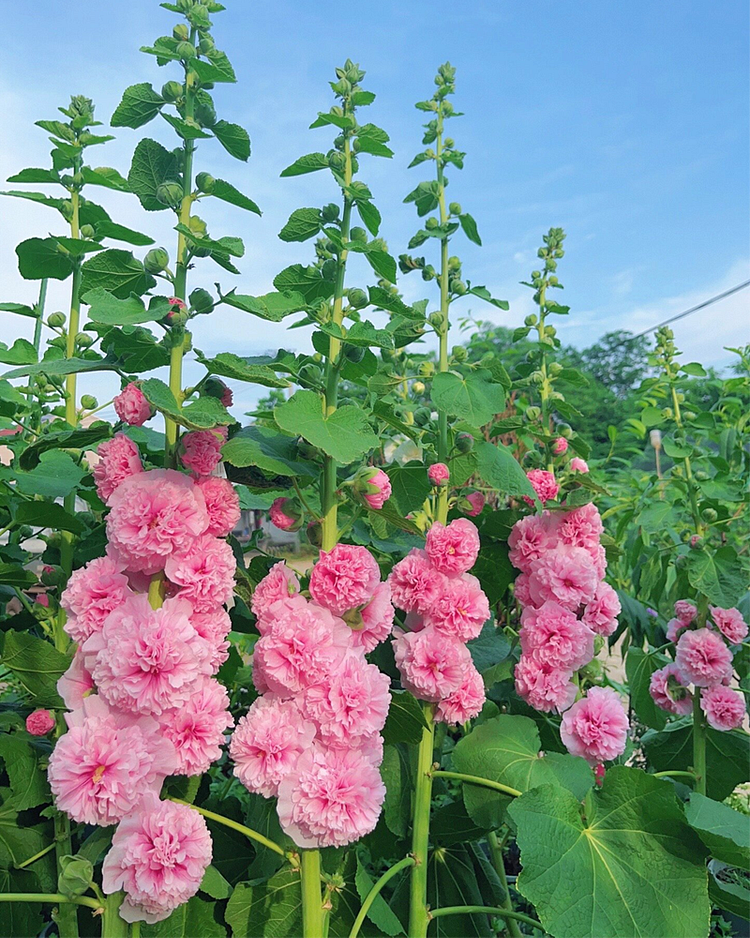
[631,279,750,339]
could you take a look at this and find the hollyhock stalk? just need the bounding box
[693,690,707,796]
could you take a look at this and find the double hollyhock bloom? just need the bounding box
[509,500,628,764]
[230,546,393,848]
[50,430,236,922]
[649,600,746,731]
[388,517,489,726]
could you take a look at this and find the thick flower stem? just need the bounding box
[101,891,129,938]
[488,831,521,938]
[408,703,435,938]
[431,770,521,799]
[692,690,707,796]
[348,856,415,938]
[301,849,325,938]
[0,894,99,911]
[435,107,450,527]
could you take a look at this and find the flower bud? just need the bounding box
[269,497,302,532]
[75,333,93,349]
[173,23,190,40]
[350,226,367,243]
[452,280,467,295]
[320,203,339,223]
[79,224,95,239]
[347,288,368,310]
[26,709,56,736]
[40,565,63,586]
[418,361,435,377]
[456,432,474,453]
[449,201,462,215]
[452,345,468,362]
[689,534,703,550]
[48,312,66,327]
[701,507,718,523]
[428,311,445,329]
[298,363,321,386]
[530,370,544,385]
[526,406,541,420]
[344,344,365,363]
[428,463,450,487]
[422,266,436,281]
[353,466,392,510]
[195,172,216,194]
[58,854,94,900]
[176,40,197,60]
[548,362,563,377]
[558,423,573,438]
[189,287,213,314]
[306,520,322,547]
[162,80,183,102]
[425,217,439,230]
[412,380,425,395]
[464,491,486,516]
[144,247,170,273]
[199,35,216,53]
[328,151,346,171]
[80,394,98,410]
[195,100,217,127]
[524,314,538,326]
[60,201,74,221]
[552,437,568,455]
[156,181,184,209]
[413,407,431,427]
[188,215,207,236]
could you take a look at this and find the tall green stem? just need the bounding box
[301,849,324,938]
[535,285,554,472]
[692,690,707,796]
[101,892,129,938]
[349,856,415,938]
[32,279,48,354]
[488,831,521,938]
[434,108,450,525]
[408,702,435,938]
[669,380,703,535]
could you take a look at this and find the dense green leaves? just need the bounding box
[431,371,506,428]
[225,870,302,938]
[111,82,164,128]
[274,390,379,464]
[84,288,170,325]
[685,793,750,869]
[626,647,669,730]
[685,545,746,608]
[475,441,536,499]
[382,691,428,745]
[196,351,289,389]
[141,379,230,430]
[14,450,86,499]
[222,426,315,480]
[1,632,70,707]
[80,249,155,299]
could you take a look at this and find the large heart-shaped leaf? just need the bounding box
[475,441,536,499]
[685,793,750,869]
[431,370,506,429]
[274,390,379,464]
[685,545,746,608]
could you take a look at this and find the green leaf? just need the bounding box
[161,113,212,140]
[708,860,750,919]
[16,238,74,281]
[111,82,164,128]
[81,166,130,192]
[355,856,404,936]
[1,631,70,707]
[141,378,230,430]
[357,200,381,236]
[475,441,536,498]
[364,246,397,284]
[279,152,329,177]
[175,224,244,259]
[558,367,590,388]
[662,437,692,458]
[200,865,233,900]
[195,351,289,389]
[0,735,50,811]
[368,287,423,320]
[273,264,334,304]
[685,545,746,608]
[0,339,37,365]
[471,543,515,607]
[1,355,117,381]
[142,897,225,937]
[278,207,321,243]
[381,744,412,838]
[640,405,665,428]
[431,370,506,428]
[210,179,261,215]
[320,320,394,350]
[386,464,431,515]
[428,844,497,938]
[221,290,306,322]
[356,124,394,158]
[459,213,481,245]
[382,691,428,745]
[626,647,669,730]
[222,426,315,479]
[403,180,439,216]
[508,767,710,938]
[0,190,65,212]
[225,870,302,938]
[6,168,58,183]
[84,288,169,325]
[94,220,155,246]
[0,564,36,588]
[15,450,85,499]
[98,325,169,374]
[685,793,750,869]
[18,423,112,471]
[275,390,379,464]
[213,120,250,161]
[127,138,181,212]
[15,501,84,535]
[310,111,354,131]
[0,302,37,319]
[191,55,237,84]
[681,362,708,377]
[0,868,44,937]
[80,250,156,299]
[53,236,105,256]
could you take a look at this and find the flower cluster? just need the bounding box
[388,518,488,725]
[509,500,628,764]
[650,601,746,731]
[230,547,394,848]
[50,434,237,923]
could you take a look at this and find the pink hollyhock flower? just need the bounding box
[425,518,481,576]
[160,679,233,776]
[191,607,232,672]
[277,745,385,848]
[570,457,589,473]
[649,663,693,716]
[520,601,595,671]
[514,654,577,713]
[354,582,395,653]
[269,497,300,531]
[560,686,629,764]
[508,513,558,575]
[674,600,698,625]
[514,573,533,607]
[666,617,688,643]
[435,663,486,725]
[389,549,446,615]
[428,463,450,486]
[523,469,559,506]
[196,476,240,537]
[57,649,94,710]
[582,582,621,637]
[463,492,485,517]
[527,544,599,611]
[393,627,471,702]
[230,696,316,798]
[675,628,733,687]
[102,792,212,924]
[83,595,213,716]
[165,534,235,614]
[710,606,748,645]
[255,594,310,640]
[107,470,209,574]
[700,684,746,731]
[180,427,227,477]
[250,562,301,626]
[558,503,604,550]
[252,601,351,696]
[423,573,490,642]
[114,382,152,427]
[358,467,392,510]
[26,709,55,736]
[48,696,177,826]
[61,555,131,644]
[302,654,391,742]
[309,544,381,616]
[93,433,143,504]
[221,386,233,408]
[552,437,568,455]
[328,732,385,767]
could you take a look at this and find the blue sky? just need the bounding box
[1,0,748,416]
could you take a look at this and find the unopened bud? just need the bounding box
[195,172,215,193]
[189,287,213,314]
[48,312,66,328]
[80,394,98,410]
[161,80,183,102]
[156,181,184,209]
[144,247,169,273]
[347,288,367,310]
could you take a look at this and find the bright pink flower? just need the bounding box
[435,663,486,725]
[168,297,187,310]
[393,627,471,702]
[389,549,446,615]
[582,582,621,637]
[180,427,227,477]
[277,745,385,848]
[114,383,152,427]
[425,518,480,576]
[269,497,299,531]
[428,463,450,486]
[463,492,485,517]
[61,555,131,644]
[250,562,301,627]
[93,433,143,504]
[191,607,232,672]
[560,686,629,764]
[26,709,55,735]
[700,684,746,731]
[674,600,698,624]
[196,476,240,537]
[508,513,558,575]
[520,601,594,671]
[523,469,559,506]
[666,617,687,643]
[102,792,212,924]
[107,470,209,575]
[570,457,589,473]
[360,468,392,510]
[424,574,490,642]
[649,663,693,716]
[552,437,568,455]
[675,628,733,687]
[302,654,390,742]
[309,544,381,616]
[354,582,395,653]
[710,606,748,645]
[230,696,316,798]
[165,534,235,614]
[514,655,577,713]
[558,503,604,551]
[527,544,599,611]
[83,595,213,716]
[57,649,94,710]
[160,679,233,776]
[48,696,176,826]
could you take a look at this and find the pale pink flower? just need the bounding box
[160,679,233,776]
[191,607,232,672]
[26,709,55,735]
[250,562,301,627]
[523,469,559,506]
[230,696,316,798]
[329,732,385,767]
[666,617,687,643]
[196,475,240,537]
[102,792,212,924]
[508,513,558,575]
[674,600,698,624]
[360,468,392,510]
[463,492,485,517]
[425,518,480,576]
[269,497,299,531]
[423,573,490,642]
[514,654,577,713]
[180,427,227,477]
[570,457,589,473]
[302,654,391,742]
[552,437,568,455]
[389,549,446,615]
[582,582,621,637]
[93,433,143,504]
[520,601,594,671]
[393,627,471,702]
[277,745,385,848]
[560,686,629,764]
[354,581,395,652]
[527,544,599,611]
[61,555,131,644]
[649,663,693,716]
[514,573,533,607]
[48,696,177,826]
[57,648,94,710]
[309,544,381,616]
[255,594,310,639]
[435,663,486,725]
[700,684,746,731]
[675,628,733,687]
[165,534,235,613]
[428,463,450,486]
[558,503,604,550]
[114,383,152,427]
[710,607,748,645]
[107,470,209,574]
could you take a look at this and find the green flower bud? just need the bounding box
[526,405,541,420]
[79,224,95,239]
[80,394,98,410]
[58,855,94,900]
[199,36,216,53]
[452,346,468,362]
[48,312,66,328]
[328,151,346,171]
[321,203,339,223]
[143,247,170,273]
[194,100,217,127]
[176,41,197,60]
[162,80,183,102]
[661,407,673,419]
[412,380,426,395]
[349,155,359,173]
[173,23,190,40]
[347,288,368,310]
[549,275,559,286]
[60,200,74,221]
[418,361,434,377]
[447,256,461,271]
[452,280,467,295]
[350,227,367,243]
[449,202,462,215]
[530,370,544,385]
[425,217,439,230]
[75,333,93,348]
[702,507,718,523]
[189,287,213,313]
[531,270,541,279]
[683,410,696,421]
[545,324,556,337]
[558,422,573,438]
[343,344,365,363]
[41,565,63,586]
[422,266,436,282]
[428,311,445,329]
[456,432,474,453]
[156,181,184,209]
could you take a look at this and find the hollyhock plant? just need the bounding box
[700,684,746,731]
[269,497,300,531]
[649,663,694,716]
[558,502,604,550]
[309,543,381,615]
[666,617,688,643]
[164,533,236,613]
[526,544,599,611]
[302,653,391,742]
[582,582,621,637]
[60,555,131,643]
[393,628,472,702]
[428,463,450,486]
[710,606,748,645]
[57,649,95,710]
[197,475,240,537]
[160,679,233,776]
[191,607,232,672]
[508,513,557,574]
[434,663,486,725]
[423,573,490,642]
[552,436,568,455]
[93,432,143,503]
[569,457,589,473]
[520,601,595,671]
[26,709,55,736]
[389,549,446,615]
[524,469,559,505]
[425,518,481,576]
[463,491,485,516]
[354,581,396,653]
[560,686,629,764]
[180,427,227,477]
[114,382,152,427]
[514,654,577,713]
[250,561,301,624]
[356,466,392,509]
[674,600,698,624]
[674,628,733,687]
